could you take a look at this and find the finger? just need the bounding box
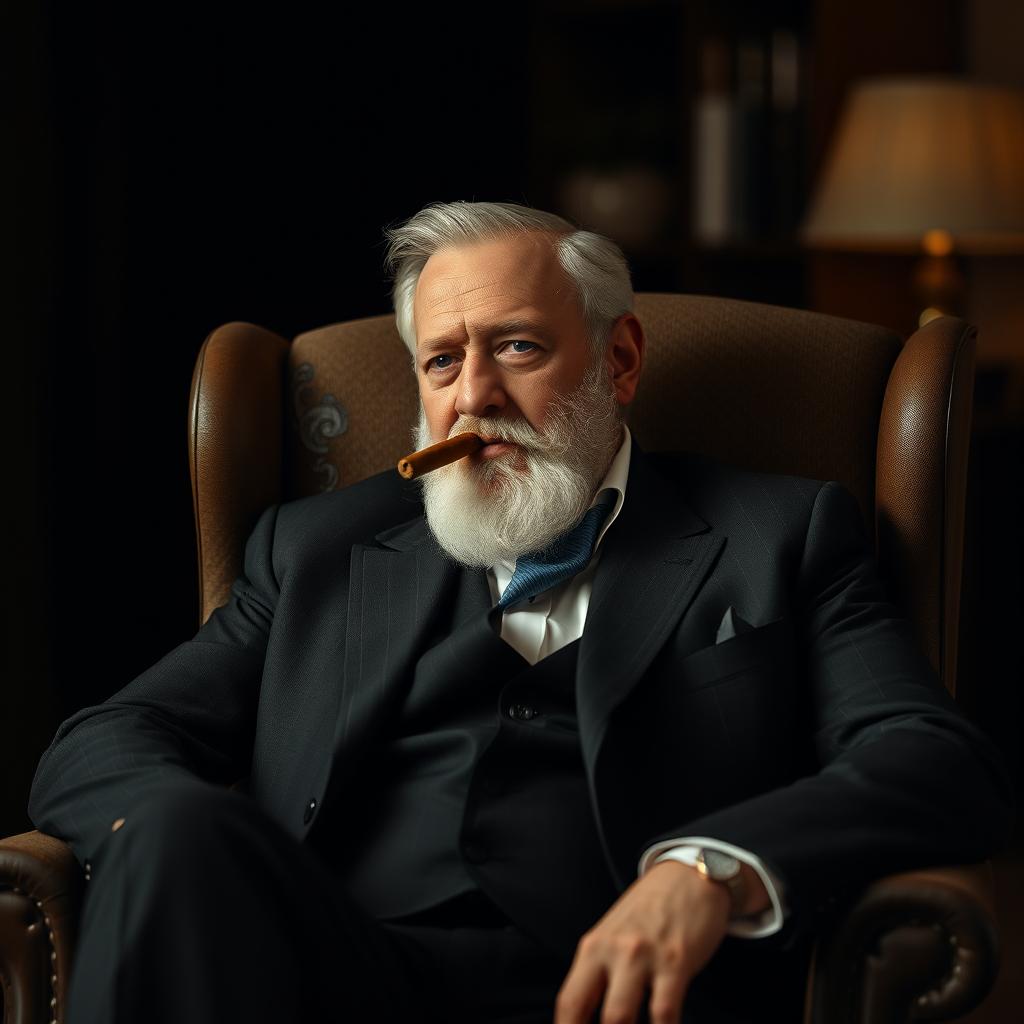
[647,955,689,1024]
[598,956,649,1024]
[555,957,607,1024]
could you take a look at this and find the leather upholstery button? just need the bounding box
[463,842,488,864]
[303,797,317,824]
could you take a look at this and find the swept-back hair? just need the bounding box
[383,201,633,356]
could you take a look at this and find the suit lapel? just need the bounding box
[327,450,726,789]
[577,449,725,775]
[330,515,460,779]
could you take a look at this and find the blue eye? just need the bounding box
[429,354,455,370]
[509,340,536,353]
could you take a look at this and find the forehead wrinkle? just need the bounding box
[426,274,496,300]
[423,277,536,316]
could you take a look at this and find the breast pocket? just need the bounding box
[613,616,804,819]
[675,617,792,693]
[665,618,801,788]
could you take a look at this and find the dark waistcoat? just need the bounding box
[314,567,620,955]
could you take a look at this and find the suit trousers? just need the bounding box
[66,780,572,1024]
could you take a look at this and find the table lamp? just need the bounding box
[802,77,1024,326]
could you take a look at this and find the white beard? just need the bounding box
[417,359,623,567]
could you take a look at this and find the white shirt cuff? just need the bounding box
[638,837,787,939]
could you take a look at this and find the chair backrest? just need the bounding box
[189,294,976,695]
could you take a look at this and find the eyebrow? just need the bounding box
[420,317,550,351]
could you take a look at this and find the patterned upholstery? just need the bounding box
[284,296,901,525]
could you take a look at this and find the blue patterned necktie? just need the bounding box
[497,491,617,610]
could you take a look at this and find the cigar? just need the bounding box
[397,432,485,479]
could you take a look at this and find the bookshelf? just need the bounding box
[525,0,961,314]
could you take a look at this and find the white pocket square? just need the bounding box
[715,606,755,644]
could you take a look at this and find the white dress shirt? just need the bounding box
[486,427,786,938]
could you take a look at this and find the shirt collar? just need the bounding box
[593,423,631,552]
[492,425,632,581]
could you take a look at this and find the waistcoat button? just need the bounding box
[303,797,317,824]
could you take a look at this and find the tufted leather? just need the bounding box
[0,830,82,1024]
[807,863,998,1024]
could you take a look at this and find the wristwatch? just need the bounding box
[663,847,745,921]
[693,848,747,917]
[653,845,751,917]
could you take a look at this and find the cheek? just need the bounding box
[506,379,557,428]
[418,389,458,439]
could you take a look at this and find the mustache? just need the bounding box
[446,415,556,453]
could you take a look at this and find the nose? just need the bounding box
[454,351,507,419]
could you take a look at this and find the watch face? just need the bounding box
[700,849,741,880]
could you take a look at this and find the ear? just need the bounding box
[605,313,645,406]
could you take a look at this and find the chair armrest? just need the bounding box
[807,863,999,1024]
[0,830,83,1024]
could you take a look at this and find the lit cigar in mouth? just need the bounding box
[397,432,486,480]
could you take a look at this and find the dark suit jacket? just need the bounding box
[28,447,1013,945]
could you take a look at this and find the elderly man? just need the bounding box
[29,201,1011,1024]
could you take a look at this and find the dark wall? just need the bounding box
[4,2,537,834]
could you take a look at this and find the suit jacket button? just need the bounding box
[303,798,317,825]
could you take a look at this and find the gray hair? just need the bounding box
[383,201,633,356]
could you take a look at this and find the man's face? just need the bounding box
[410,230,641,567]
[413,231,593,473]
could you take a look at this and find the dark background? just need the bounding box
[5,8,1022,1012]
[6,0,1021,819]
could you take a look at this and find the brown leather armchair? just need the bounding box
[0,295,1000,1024]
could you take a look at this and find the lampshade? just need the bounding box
[802,77,1024,253]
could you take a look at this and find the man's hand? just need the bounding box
[554,861,731,1024]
